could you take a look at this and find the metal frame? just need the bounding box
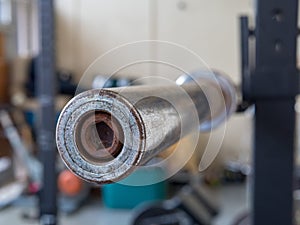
[241,0,299,224]
[36,0,57,224]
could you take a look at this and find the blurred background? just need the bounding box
[0,0,297,225]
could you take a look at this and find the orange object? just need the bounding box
[58,170,83,196]
[0,60,9,104]
[0,32,5,58]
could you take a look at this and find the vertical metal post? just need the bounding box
[253,100,295,224]
[36,0,57,224]
[243,0,299,224]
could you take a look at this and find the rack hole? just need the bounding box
[272,9,283,22]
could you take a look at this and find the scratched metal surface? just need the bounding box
[56,73,236,184]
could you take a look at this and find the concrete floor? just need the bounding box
[0,184,247,225]
[0,202,132,225]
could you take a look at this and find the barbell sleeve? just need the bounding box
[56,71,236,184]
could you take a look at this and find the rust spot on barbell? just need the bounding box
[75,110,124,163]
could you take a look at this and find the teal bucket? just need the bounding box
[102,166,167,209]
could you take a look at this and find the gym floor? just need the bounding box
[0,184,247,225]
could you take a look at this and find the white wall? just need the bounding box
[155,0,253,83]
[55,0,151,80]
[55,0,253,81]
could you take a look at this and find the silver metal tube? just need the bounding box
[56,72,236,184]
